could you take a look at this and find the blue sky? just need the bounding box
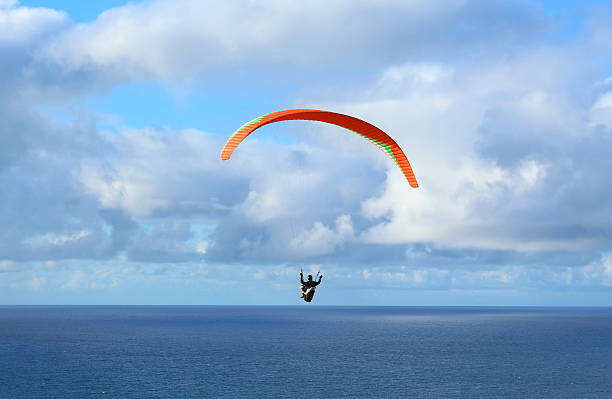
[2,0,612,305]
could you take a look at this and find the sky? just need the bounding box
[2,0,612,305]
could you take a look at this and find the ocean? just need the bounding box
[1,306,611,398]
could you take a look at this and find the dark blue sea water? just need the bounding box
[1,306,612,398]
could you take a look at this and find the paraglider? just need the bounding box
[299,269,322,303]
[221,109,419,303]
[221,109,419,188]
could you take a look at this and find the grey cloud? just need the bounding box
[475,109,612,240]
[0,103,117,261]
[126,221,202,263]
[99,209,138,254]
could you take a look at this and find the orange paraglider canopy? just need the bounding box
[221,109,418,188]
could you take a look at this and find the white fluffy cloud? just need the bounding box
[0,2,66,45]
[38,0,544,82]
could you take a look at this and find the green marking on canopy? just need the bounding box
[353,130,401,167]
[237,115,265,132]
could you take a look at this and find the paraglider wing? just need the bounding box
[221,109,419,188]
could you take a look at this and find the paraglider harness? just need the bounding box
[300,268,322,303]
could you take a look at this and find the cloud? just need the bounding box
[303,44,612,259]
[0,103,115,261]
[590,91,612,129]
[38,0,545,83]
[0,3,66,46]
[28,276,45,291]
[290,215,354,257]
[0,261,22,272]
[60,270,86,290]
